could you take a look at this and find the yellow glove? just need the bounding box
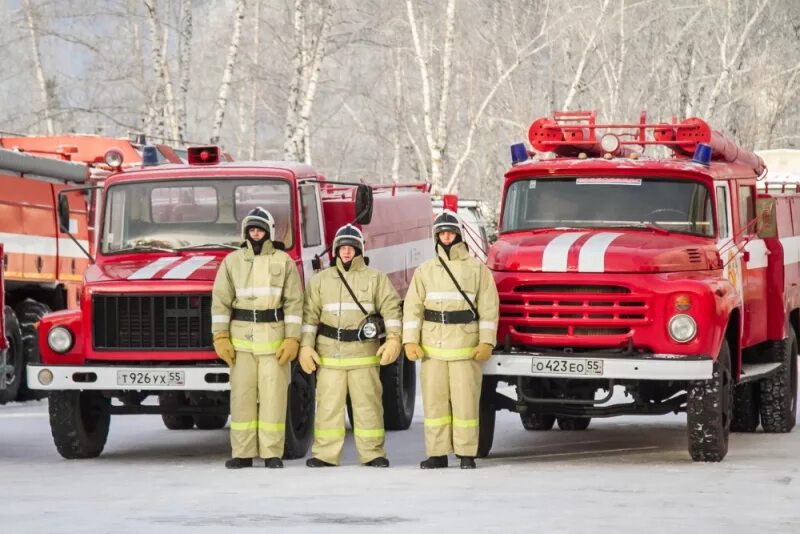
[378,336,402,366]
[404,343,424,362]
[472,343,493,362]
[213,331,235,367]
[299,346,321,374]
[276,337,299,366]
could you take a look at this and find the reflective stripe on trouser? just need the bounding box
[421,357,481,457]
[229,351,290,458]
[312,366,385,465]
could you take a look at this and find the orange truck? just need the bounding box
[0,134,184,403]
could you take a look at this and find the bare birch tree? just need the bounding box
[23,0,55,134]
[177,0,193,144]
[211,0,247,145]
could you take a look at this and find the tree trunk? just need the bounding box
[177,0,193,145]
[211,0,247,144]
[23,0,55,135]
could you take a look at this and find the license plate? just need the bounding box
[116,370,185,387]
[531,357,603,376]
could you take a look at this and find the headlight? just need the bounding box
[47,326,74,353]
[38,369,53,386]
[668,314,697,343]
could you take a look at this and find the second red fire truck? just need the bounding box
[480,111,798,462]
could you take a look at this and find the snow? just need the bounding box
[1,396,799,533]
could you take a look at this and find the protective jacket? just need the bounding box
[301,256,401,369]
[212,240,303,354]
[403,241,499,358]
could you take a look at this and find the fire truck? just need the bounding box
[28,146,432,459]
[0,134,186,404]
[480,111,798,462]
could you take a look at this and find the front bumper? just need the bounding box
[482,351,713,380]
[27,364,230,391]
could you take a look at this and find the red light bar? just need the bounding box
[443,194,458,212]
[187,145,220,165]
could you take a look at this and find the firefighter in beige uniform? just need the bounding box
[299,224,402,467]
[211,207,303,469]
[403,210,499,469]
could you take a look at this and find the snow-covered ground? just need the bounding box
[1,395,799,534]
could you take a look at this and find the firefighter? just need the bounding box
[211,207,303,469]
[403,210,499,469]
[299,224,402,468]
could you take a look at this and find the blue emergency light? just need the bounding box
[142,145,160,167]
[511,143,529,165]
[692,143,712,166]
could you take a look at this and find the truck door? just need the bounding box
[738,183,769,345]
[298,182,326,286]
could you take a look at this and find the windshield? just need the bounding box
[101,178,293,253]
[501,177,714,237]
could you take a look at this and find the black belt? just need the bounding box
[318,323,363,342]
[231,308,284,323]
[423,308,478,324]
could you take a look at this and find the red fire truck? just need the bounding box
[28,146,432,459]
[480,111,798,462]
[0,134,187,404]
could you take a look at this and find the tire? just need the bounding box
[759,326,798,433]
[0,306,24,404]
[557,416,591,431]
[687,338,732,462]
[14,299,51,401]
[730,382,760,433]
[159,392,194,430]
[283,361,315,459]
[380,350,416,430]
[521,412,556,430]
[477,377,497,458]
[48,391,110,459]
[191,394,229,430]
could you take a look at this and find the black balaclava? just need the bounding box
[437,232,463,259]
[336,245,363,271]
[246,226,270,255]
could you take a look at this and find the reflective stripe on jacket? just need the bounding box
[211,240,303,354]
[301,256,402,370]
[402,242,499,360]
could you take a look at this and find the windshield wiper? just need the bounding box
[176,243,239,251]
[634,222,670,235]
[118,245,176,253]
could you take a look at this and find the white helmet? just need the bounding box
[433,209,463,238]
[333,224,365,255]
[241,207,275,241]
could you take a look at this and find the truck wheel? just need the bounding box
[0,306,23,404]
[14,299,51,401]
[191,395,229,430]
[521,412,555,430]
[159,392,194,430]
[556,416,591,431]
[48,391,110,459]
[381,351,416,430]
[283,361,315,459]
[477,377,497,458]
[730,382,760,432]
[687,339,732,462]
[759,326,798,433]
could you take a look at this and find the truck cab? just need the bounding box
[29,147,432,459]
[480,111,798,462]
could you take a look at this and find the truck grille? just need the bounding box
[500,284,650,338]
[93,294,212,350]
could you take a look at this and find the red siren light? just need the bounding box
[187,145,220,165]
[443,194,458,213]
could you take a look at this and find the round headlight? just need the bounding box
[104,149,124,168]
[668,314,697,343]
[47,327,74,353]
[38,369,53,386]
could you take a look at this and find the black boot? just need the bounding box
[306,457,336,467]
[225,457,253,469]
[419,455,448,469]
[264,457,284,469]
[364,457,390,468]
[460,456,476,469]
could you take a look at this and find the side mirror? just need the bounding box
[354,184,373,225]
[58,193,71,233]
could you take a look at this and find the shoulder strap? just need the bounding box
[437,255,478,318]
[336,268,369,316]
